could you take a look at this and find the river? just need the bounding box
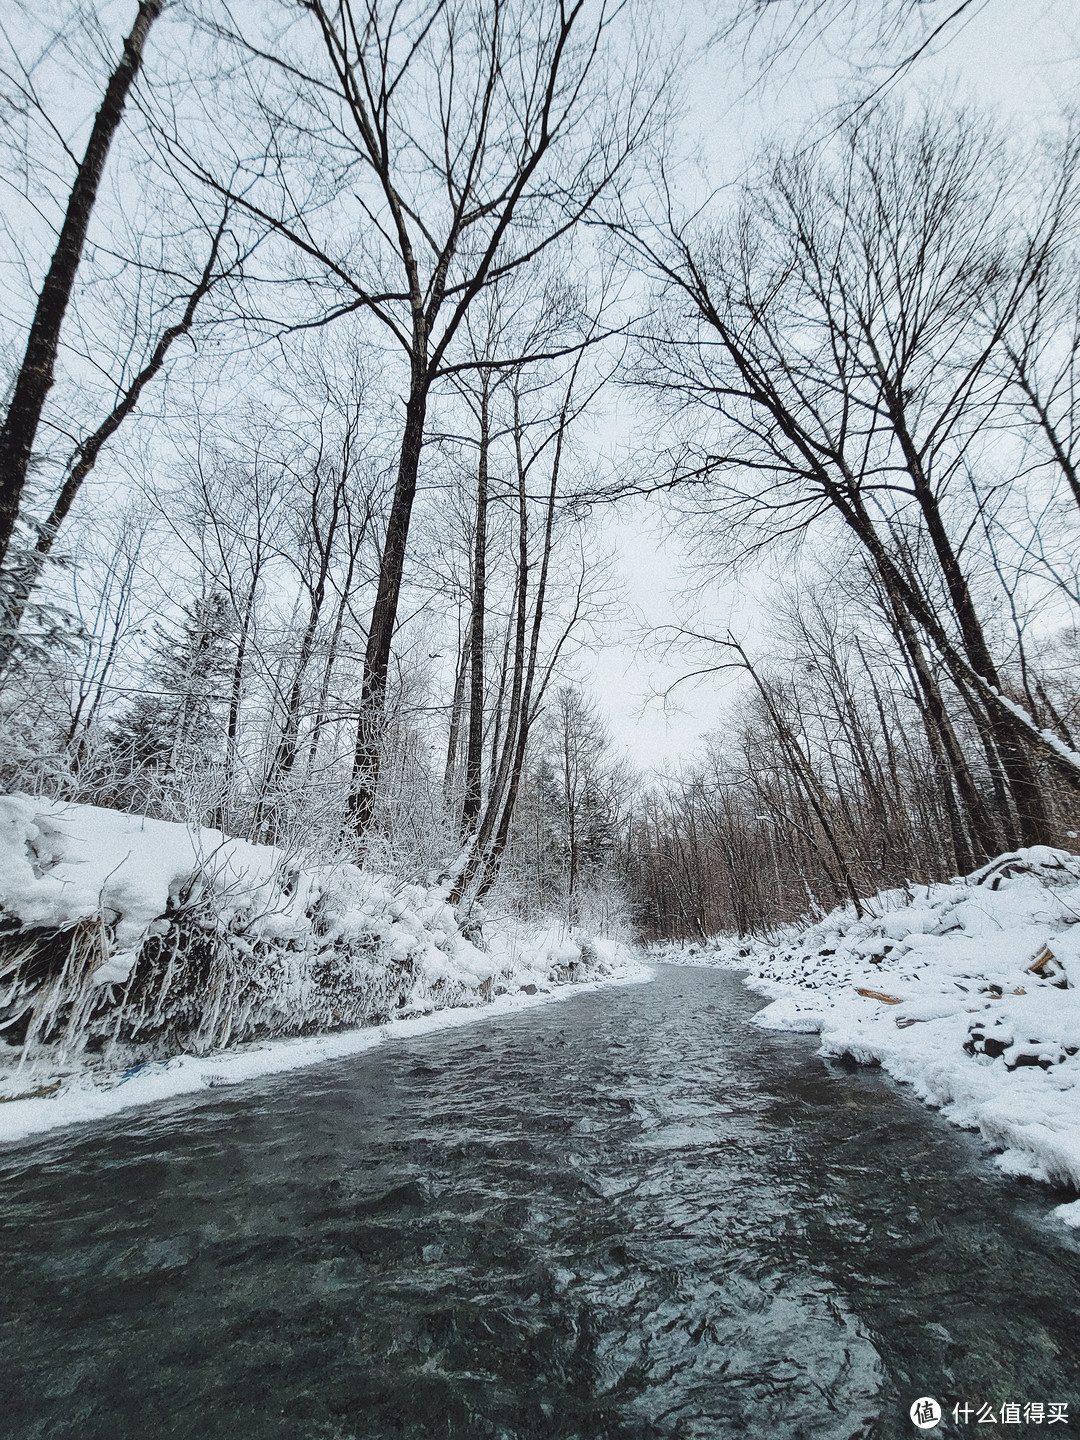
[1,964,1078,1439]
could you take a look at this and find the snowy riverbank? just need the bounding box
[0,794,647,1142]
[664,847,1080,1228]
[0,963,653,1145]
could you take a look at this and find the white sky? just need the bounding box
[591,0,1080,771]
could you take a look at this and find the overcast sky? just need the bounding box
[593,0,1080,773]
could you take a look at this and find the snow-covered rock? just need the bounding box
[667,847,1080,1207]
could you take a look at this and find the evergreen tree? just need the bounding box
[110,589,235,773]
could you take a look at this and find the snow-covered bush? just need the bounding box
[0,794,623,1077]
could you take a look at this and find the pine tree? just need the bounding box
[110,589,235,774]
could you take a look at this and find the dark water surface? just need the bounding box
[1,965,1078,1440]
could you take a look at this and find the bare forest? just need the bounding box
[3,0,1079,953]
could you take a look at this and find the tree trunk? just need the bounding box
[255,602,322,838]
[473,439,563,897]
[879,576,995,864]
[443,618,471,800]
[820,470,1065,837]
[906,468,1050,847]
[224,575,259,799]
[487,591,515,789]
[875,365,1051,846]
[461,380,490,835]
[347,380,428,838]
[0,0,163,570]
[455,398,533,896]
[306,590,348,775]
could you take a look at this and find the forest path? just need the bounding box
[1,965,1078,1440]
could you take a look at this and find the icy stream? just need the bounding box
[1,965,1078,1439]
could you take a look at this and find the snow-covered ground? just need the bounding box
[663,847,1080,1231]
[0,794,648,1143]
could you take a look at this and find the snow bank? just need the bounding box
[0,794,644,1137]
[668,848,1080,1209]
[0,964,652,1146]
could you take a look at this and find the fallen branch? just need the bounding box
[856,987,902,1004]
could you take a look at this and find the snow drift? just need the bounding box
[0,794,633,1105]
[670,847,1080,1226]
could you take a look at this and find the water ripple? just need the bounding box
[0,966,1077,1439]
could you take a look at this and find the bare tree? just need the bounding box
[0,203,250,672]
[0,0,163,570]
[626,104,1080,846]
[997,124,1080,514]
[253,395,378,840]
[452,350,610,903]
[173,0,660,840]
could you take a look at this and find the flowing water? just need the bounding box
[1,965,1078,1440]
